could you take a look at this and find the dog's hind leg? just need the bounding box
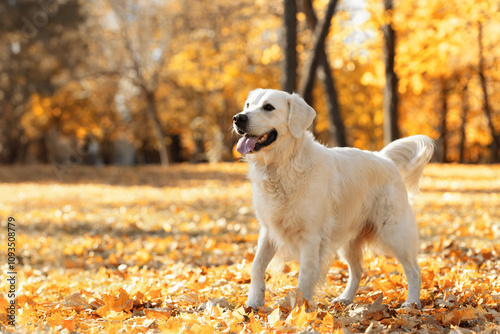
[398,256,421,308]
[380,209,422,308]
[247,227,276,309]
[333,241,364,305]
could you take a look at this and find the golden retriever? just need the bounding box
[233,89,434,309]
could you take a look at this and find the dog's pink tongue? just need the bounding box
[237,136,259,155]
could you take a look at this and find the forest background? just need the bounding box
[1,0,499,166]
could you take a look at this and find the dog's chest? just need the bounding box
[251,166,290,206]
[250,166,308,239]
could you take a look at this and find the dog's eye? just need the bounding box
[263,103,275,111]
[246,103,249,108]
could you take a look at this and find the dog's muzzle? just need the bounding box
[233,113,248,134]
[233,112,278,155]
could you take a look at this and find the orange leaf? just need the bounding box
[380,262,399,274]
[145,308,171,320]
[190,324,215,334]
[443,307,476,325]
[180,312,199,325]
[287,304,318,328]
[47,312,64,328]
[63,319,76,332]
[249,316,263,333]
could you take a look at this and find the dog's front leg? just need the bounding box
[297,238,321,301]
[247,227,276,308]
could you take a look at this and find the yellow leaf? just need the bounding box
[287,304,317,328]
[283,288,304,310]
[105,310,131,320]
[231,307,246,322]
[158,318,184,333]
[205,301,223,319]
[268,308,281,327]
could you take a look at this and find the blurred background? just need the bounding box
[0,0,499,166]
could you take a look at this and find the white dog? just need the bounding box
[233,89,434,309]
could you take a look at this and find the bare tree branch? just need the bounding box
[298,0,338,100]
[301,0,346,147]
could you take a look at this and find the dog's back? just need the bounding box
[380,135,435,198]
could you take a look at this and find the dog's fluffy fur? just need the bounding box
[233,89,434,309]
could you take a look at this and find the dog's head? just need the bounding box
[233,89,316,155]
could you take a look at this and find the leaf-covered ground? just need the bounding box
[0,163,499,333]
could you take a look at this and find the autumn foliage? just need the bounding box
[0,163,499,333]
[1,0,500,164]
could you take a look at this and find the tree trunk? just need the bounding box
[298,0,338,102]
[459,83,468,163]
[319,58,347,147]
[439,81,448,163]
[145,89,169,166]
[478,22,499,162]
[382,0,399,145]
[281,0,298,93]
[301,0,346,147]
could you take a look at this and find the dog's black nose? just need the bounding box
[233,113,248,127]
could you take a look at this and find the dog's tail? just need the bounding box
[381,135,435,198]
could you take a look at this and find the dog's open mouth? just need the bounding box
[237,129,277,155]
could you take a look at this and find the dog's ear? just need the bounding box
[287,93,316,138]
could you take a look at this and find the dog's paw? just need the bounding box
[247,284,266,309]
[332,297,353,306]
[246,297,265,309]
[401,301,422,309]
